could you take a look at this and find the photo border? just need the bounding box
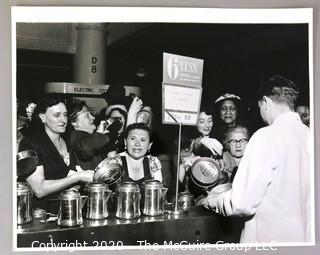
[11,6,315,252]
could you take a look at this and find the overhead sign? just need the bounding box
[162,53,203,126]
[163,53,204,87]
[44,82,141,96]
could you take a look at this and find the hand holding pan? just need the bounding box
[17,150,39,177]
[93,161,123,185]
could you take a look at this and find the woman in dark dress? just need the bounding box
[68,100,113,170]
[18,96,94,212]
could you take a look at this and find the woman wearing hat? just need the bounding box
[213,93,244,142]
[103,104,128,157]
[100,84,145,157]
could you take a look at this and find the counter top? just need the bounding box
[17,206,243,248]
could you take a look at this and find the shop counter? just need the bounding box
[17,206,243,248]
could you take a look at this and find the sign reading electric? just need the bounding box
[162,53,203,125]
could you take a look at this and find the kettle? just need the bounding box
[142,180,168,216]
[17,182,33,224]
[84,182,112,220]
[57,189,87,227]
[115,182,141,219]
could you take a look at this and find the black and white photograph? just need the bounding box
[12,6,315,252]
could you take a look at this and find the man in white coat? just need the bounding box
[205,75,311,243]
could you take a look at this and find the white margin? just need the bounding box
[11,6,315,252]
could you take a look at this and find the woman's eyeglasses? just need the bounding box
[228,138,248,145]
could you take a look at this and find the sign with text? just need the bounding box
[163,53,204,87]
[162,84,202,125]
[162,53,203,125]
[44,82,141,96]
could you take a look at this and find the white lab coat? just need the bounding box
[215,112,311,243]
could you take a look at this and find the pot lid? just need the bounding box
[142,179,162,187]
[59,189,81,200]
[178,192,195,199]
[85,182,109,191]
[116,181,140,192]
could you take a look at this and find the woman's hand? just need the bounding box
[129,97,143,115]
[96,120,109,134]
[76,170,94,183]
[203,195,219,211]
[195,195,208,206]
[182,155,201,170]
[127,97,143,126]
[200,137,223,156]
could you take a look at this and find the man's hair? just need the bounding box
[258,75,299,110]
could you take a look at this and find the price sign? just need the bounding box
[163,53,203,87]
[162,53,203,125]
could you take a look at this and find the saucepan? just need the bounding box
[93,161,123,186]
[190,157,222,190]
[17,150,39,177]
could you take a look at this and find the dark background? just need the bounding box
[1,2,318,255]
[17,22,309,154]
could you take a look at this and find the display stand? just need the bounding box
[164,110,187,215]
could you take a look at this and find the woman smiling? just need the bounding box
[18,96,94,212]
[97,123,162,187]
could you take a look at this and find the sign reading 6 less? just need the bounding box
[163,53,204,87]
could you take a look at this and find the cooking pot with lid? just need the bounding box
[115,182,141,219]
[57,189,87,227]
[141,180,167,216]
[84,182,112,220]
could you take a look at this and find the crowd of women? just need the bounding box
[16,79,310,214]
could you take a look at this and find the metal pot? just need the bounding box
[17,150,39,177]
[190,157,222,190]
[57,189,87,227]
[142,180,167,216]
[17,182,33,224]
[93,162,123,186]
[84,182,112,220]
[115,182,141,219]
[136,106,153,128]
[178,192,195,210]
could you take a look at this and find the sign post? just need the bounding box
[162,53,204,215]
